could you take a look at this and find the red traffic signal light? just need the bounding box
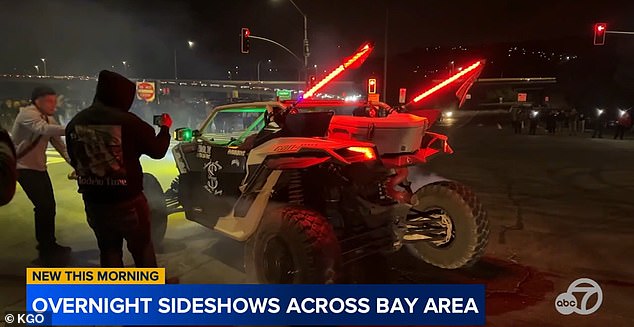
[594,23,607,45]
[368,78,377,94]
[241,28,250,53]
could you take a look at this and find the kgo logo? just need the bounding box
[555,278,603,315]
[18,313,45,324]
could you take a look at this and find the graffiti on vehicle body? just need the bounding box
[197,144,212,159]
[203,160,223,195]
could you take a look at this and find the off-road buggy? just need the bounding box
[143,98,489,284]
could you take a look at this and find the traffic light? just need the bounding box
[594,23,607,45]
[368,78,377,94]
[241,27,250,53]
[309,75,316,87]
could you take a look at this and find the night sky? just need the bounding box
[1,0,632,80]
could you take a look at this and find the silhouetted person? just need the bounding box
[568,108,579,136]
[509,106,521,134]
[592,112,607,138]
[1,100,13,130]
[556,110,566,134]
[520,108,530,134]
[614,109,632,140]
[0,128,16,206]
[546,109,557,134]
[66,71,172,267]
[529,111,539,135]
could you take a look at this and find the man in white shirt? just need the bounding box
[11,86,72,265]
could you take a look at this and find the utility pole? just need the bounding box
[383,5,389,99]
[40,58,47,76]
[173,49,178,80]
[287,0,309,83]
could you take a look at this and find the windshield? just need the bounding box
[298,105,358,115]
[200,108,266,145]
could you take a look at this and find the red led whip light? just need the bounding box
[412,60,483,103]
[302,43,374,100]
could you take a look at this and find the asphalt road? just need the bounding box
[1,119,633,327]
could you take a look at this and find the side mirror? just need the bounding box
[174,128,198,142]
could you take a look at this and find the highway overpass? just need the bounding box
[0,74,357,100]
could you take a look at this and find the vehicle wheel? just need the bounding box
[406,181,489,269]
[143,173,168,246]
[245,206,341,284]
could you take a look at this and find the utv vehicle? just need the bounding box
[143,99,489,283]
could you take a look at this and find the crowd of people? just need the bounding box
[0,99,29,131]
[509,105,633,139]
[129,98,209,130]
[1,97,87,131]
[4,86,631,271]
[1,94,210,136]
[0,70,174,273]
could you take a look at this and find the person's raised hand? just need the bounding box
[161,113,173,129]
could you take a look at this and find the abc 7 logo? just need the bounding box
[555,278,603,315]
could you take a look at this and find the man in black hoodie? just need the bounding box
[65,70,172,267]
[0,127,16,206]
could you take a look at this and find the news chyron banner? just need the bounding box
[25,268,485,326]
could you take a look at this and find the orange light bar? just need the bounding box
[347,146,376,160]
[412,61,482,103]
[303,43,373,99]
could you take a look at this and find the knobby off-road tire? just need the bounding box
[406,181,489,269]
[245,206,341,284]
[143,173,168,246]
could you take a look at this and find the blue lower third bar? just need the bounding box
[26,284,485,326]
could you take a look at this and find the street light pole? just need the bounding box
[287,0,309,82]
[257,59,272,82]
[248,35,303,81]
[34,65,39,75]
[173,48,178,80]
[302,14,309,67]
[174,40,195,80]
[40,58,47,76]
